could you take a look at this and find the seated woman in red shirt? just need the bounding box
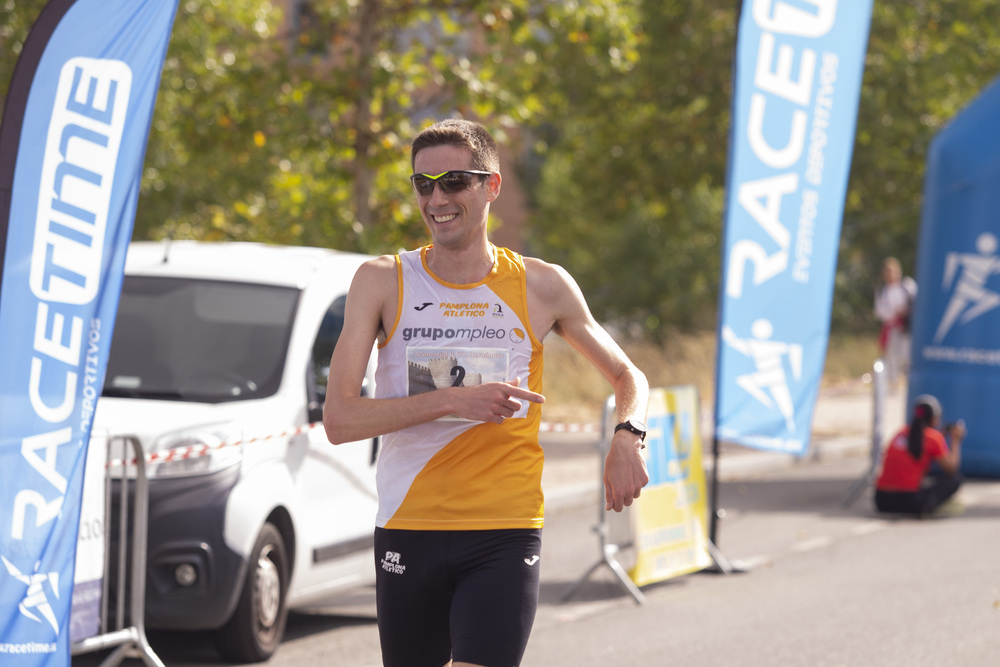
[875,394,964,516]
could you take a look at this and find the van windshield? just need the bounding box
[103,276,300,403]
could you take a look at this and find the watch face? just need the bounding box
[630,419,646,432]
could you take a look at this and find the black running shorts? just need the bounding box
[374,527,543,667]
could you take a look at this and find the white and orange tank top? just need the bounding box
[373,245,545,530]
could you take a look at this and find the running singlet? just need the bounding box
[373,245,545,530]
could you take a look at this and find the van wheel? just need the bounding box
[215,523,289,663]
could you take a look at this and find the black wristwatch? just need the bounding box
[614,419,647,443]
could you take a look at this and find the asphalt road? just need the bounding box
[74,431,1000,667]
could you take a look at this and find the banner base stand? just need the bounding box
[842,469,876,509]
[561,542,646,606]
[71,436,165,667]
[701,539,748,575]
[72,626,164,667]
[702,540,748,574]
[562,387,719,606]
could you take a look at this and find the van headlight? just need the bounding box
[147,429,243,478]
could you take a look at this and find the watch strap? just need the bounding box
[614,420,647,444]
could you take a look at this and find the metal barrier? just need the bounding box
[561,391,732,606]
[842,359,887,508]
[71,435,164,667]
[561,397,647,605]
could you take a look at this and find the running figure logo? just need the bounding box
[2,556,61,635]
[934,232,1000,343]
[722,319,803,432]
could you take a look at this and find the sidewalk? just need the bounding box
[541,381,909,506]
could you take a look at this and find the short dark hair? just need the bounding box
[411,119,500,173]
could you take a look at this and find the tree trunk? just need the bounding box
[351,0,380,232]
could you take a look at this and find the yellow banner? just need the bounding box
[629,385,712,586]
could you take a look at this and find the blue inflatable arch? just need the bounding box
[910,74,1000,476]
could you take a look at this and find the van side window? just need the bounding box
[309,294,348,409]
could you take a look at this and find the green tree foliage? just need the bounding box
[135,0,551,252]
[523,2,735,337]
[141,1,311,245]
[838,0,1000,330]
[1,0,565,253]
[261,0,561,252]
[3,1,1000,336]
[526,0,1000,336]
[0,1,39,100]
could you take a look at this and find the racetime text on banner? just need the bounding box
[0,0,179,663]
[715,0,873,456]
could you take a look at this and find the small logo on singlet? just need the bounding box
[492,303,504,318]
[381,551,406,575]
[414,302,434,311]
[523,555,539,566]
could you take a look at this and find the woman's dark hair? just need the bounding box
[908,397,940,459]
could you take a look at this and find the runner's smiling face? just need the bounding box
[412,144,499,249]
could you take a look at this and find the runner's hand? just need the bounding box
[448,377,544,424]
[603,432,649,512]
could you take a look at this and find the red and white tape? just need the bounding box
[112,373,876,467]
[109,422,322,467]
[110,420,602,466]
[538,421,599,434]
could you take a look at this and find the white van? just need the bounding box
[94,241,379,662]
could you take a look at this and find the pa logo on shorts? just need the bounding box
[381,551,406,575]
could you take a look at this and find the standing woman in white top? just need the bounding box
[874,257,918,389]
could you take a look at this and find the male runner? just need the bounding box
[324,118,649,667]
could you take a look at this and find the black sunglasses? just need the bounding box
[410,170,492,196]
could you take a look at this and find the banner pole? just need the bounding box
[842,359,885,508]
[709,434,722,545]
[708,0,744,552]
